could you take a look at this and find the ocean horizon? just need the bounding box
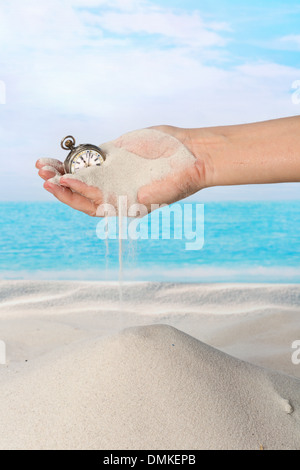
[1,201,299,283]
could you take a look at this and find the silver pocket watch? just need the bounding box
[61,135,106,174]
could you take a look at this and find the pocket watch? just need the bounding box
[61,135,106,174]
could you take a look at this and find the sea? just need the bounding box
[0,201,299,283]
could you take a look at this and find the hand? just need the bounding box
[36,126,209,217]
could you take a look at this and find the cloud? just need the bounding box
[71,0,146,9]
[0,0,229,51]
[0,0,299,201]
[0,0,232,119]
[279,34,300,50]
[260,34,300,52]
[84,9,229,48]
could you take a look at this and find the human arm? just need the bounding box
[36,116,300,216]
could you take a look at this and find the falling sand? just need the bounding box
[48,129,196,331]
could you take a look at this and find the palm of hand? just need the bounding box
[36,126,206,216]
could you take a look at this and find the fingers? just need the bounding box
[37,160,103,217]
[36,158,65,174]
[60,177,103,202]
[44,181,97,216]
[38,165,60,181]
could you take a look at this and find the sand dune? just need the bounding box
[0,281,300,449]
[0,281,299,376]
[0,324,299,450]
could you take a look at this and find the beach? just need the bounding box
[0,280,299,450]
[2,0,300,454]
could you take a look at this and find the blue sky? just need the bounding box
[0,0,299,201]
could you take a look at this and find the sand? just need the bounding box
[49,129,196,205]
[0,281,300,450]
[41,165,61,175]
[38,158,63,172]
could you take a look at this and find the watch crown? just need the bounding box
[61,135,76,151]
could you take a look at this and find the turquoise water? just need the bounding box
[0,201,299,282]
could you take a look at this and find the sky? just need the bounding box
[0,0,299,201]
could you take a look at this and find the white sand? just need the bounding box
[38,158,63,172]
[50,129,196,205]
[0,281,300,450]
[41,165,61,175]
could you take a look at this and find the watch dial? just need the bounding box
[70,149,104,174]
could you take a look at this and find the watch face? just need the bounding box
[70,148,105,174]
